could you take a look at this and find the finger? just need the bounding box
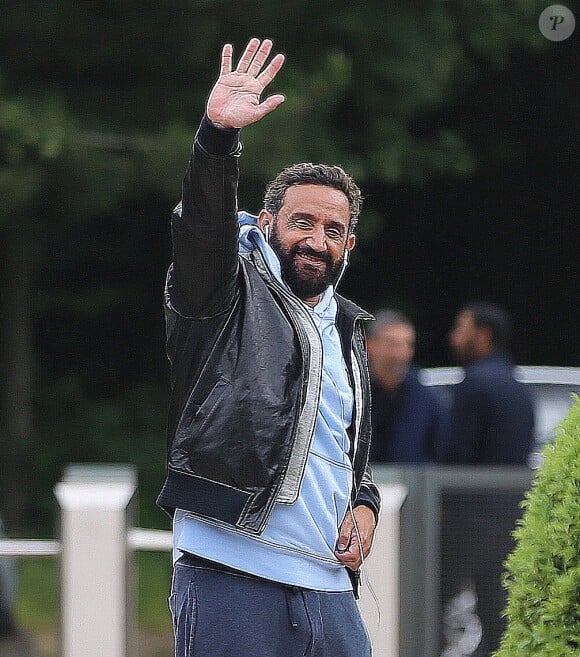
[219,43,233,76]
[257,53,285,88]
[336,546,361,570]
[337,514,353,552]
[236,37,261,73]
[247,39,273,76]
[253,94,285,122]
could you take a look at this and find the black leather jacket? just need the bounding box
[157,132,380,535]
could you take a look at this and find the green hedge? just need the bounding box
[494,396,580,657]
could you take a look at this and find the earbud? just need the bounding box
[334,249,350,289]
[263,224,270,243]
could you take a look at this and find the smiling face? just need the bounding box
[260,184,355,306]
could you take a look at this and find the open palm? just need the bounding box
[207,38,285,130]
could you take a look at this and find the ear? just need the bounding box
[346,233,356,253]
[477,326,494,353]
[258,210,273,231]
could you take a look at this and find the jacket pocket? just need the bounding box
[169,572,198,656]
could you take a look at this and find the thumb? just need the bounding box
[253,94,285,121]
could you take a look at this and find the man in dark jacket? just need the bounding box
[367,310,447,462]
[157,39,380,657]
[437,302,534,464]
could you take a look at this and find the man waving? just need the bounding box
[158,38,380,657]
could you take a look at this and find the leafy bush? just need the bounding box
[494,396,580,657]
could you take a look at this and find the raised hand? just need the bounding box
[206,38,285,130]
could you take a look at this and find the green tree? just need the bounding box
[494,397,580,656]
[0,91,72,527]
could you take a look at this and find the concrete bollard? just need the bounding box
[54,464,137,657]
[359,483,407,657]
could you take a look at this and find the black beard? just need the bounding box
[270,231,345,300]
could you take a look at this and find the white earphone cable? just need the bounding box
[348,498,382,644]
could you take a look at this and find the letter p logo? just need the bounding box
[539,5,576,41]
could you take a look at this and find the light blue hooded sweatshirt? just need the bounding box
[173,213,354,591]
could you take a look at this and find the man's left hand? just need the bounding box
[335,505,377,571]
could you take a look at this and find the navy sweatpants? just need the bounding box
[169,556,372,657]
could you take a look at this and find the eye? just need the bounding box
[326,227,344,239]
[295,218,312,229]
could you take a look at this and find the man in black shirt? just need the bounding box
[367,310,446,462]
[437,302,534,464]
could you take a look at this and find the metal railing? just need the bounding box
[0,540,61,558]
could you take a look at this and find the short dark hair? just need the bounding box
[463,302,513,350]
[367,309,413,339]
[263,163,363,233]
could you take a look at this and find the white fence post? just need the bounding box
[54,464,137,657]
[359,483,408,657]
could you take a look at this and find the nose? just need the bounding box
[307,226,327,253]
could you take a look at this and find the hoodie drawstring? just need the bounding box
[285,586,300,629]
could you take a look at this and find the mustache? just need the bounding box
[292,245,333,266]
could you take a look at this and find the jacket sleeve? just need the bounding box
[166,116,242,318]
[354,464,381,522]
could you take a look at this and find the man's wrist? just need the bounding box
[354,499,379,525]
[196,114,241,156]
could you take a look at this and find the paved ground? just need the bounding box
[0,632,44,657]
[0,630,173,657]
[138,632,173,657]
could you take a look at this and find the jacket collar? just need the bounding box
[335,292,374,323]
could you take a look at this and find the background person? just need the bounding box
[367,309,447,462]
[436,302,534,464]
[157,38,380,657]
